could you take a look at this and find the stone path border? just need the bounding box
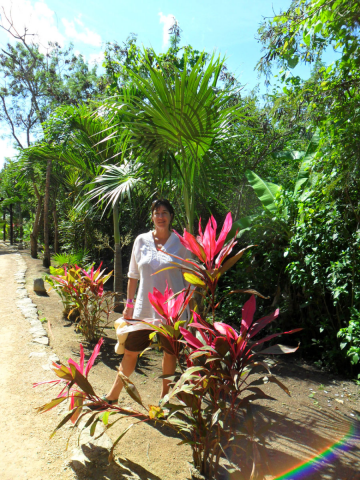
[13,251,114,468]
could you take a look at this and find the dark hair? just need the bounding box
[151,199,175,218]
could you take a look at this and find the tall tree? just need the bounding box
[106,51,245,232]
[0,10,105,261]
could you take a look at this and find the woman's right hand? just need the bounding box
[123,306,134,319]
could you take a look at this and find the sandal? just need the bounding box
[85,396,118,410]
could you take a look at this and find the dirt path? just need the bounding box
[0,248,77,480]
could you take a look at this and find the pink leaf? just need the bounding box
[249,309,280,338]
[215,237,237,267]
[240,295,256,335]
[250,328,303,350]
[202,216,217,263]
[198,217,203,238]
[183,230,207,262]
[179,327,204,349]
[79,344,84,373]
[68,358,81,372]
[84,337,104,377]
[215,212,233,255]
[214,322,238,340]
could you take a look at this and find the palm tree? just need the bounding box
[104,51,245,232]
[85,162,146,308]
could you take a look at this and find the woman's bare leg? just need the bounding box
[106,349,139,401]
[161,351,177,398]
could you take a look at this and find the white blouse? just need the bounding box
[128,231,189,320]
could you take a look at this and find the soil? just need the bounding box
[0,243,360,480]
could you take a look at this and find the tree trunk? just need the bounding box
[3,210,5,242]
[18,206,23,243]
[113,203,123,313]
[43,158,52,268]
[52,201,59,254]
[30,187,43,259]
[9,204,13,245]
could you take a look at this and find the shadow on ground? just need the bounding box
[70,444,164,480]
[225,405,360,480]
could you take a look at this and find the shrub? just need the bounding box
[52,248,90,268]
[49,263,114,341]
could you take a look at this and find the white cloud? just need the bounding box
[158,12,176,48]
[0,0,65,51]
[62,18,101,47]
[0,139,19,169]
[88,51,104,65]
[0,1,102,51]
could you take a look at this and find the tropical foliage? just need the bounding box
[48,263,114,341]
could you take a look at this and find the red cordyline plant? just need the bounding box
[50,263,114,341]
[157,212,260,320]
[35,339,104,426]
[37,213,301,480]
[145,282,193,357]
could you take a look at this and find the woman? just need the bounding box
[104,199,189,404]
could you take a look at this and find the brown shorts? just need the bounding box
[125,329,174,355]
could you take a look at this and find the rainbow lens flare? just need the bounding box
[273,420,359,479]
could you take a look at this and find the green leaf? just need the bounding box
[258,344,299,355]
[219,245,255,275]
[225,215,255,242]
[69,364,96,396]
[183,272,205,286]
[118,372,144,407]
[108,424,135,462]
[287,56,299,68]
[50,408,79,439]
[90,419,99,437]
[37,396,67,413]
[294,129,320,197]
[245,170,281,214]
[268,375,291,396]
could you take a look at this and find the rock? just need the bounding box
[30,327,47,337]
[17,243,24,250]
[48,354,60,363]
[16,298,33,306]
[23,310,38,320]
[32,336,49,345]
[77,418,113,450]
[70,447,91,466]
[29,320,42,328]
[34,278,46,294]
[16,290,28,299]
[29,352,47,358]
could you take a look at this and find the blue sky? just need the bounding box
[0,0,337,167]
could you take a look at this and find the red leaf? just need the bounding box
[240,295,256,334]
[179,327,204,349]
[249,309,280,338]
[214,212,233,255]
[84,337,104,377]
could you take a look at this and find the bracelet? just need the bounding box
[126,303,134,309]
[126,298,134,304]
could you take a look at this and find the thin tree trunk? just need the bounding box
[3,210,5,242]
[43,158,52,268]
[113,203,123,313]
[30,186,43,258]
[18,206,23,244]
[9,204,13,245]
[52,201,59,254]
